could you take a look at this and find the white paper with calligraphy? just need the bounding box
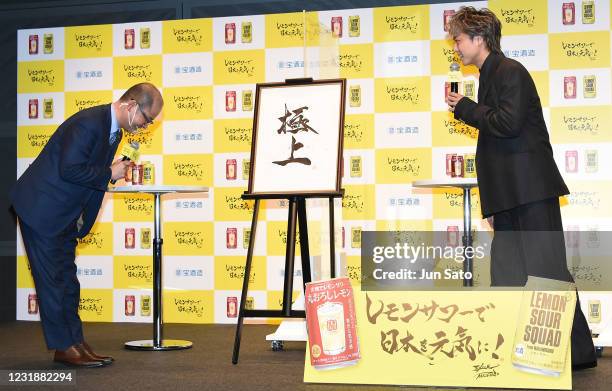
[249,80,344,195]
[305,277,360,369]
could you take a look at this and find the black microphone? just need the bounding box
[110,141,139,185]
[449,62,461,93]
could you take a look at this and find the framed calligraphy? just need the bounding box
[246,78,346,196]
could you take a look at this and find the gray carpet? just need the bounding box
[0,321,606,391]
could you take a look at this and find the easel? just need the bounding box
[231,77,346,364]
[232,192,343,364]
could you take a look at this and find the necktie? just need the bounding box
[109,130,119,145]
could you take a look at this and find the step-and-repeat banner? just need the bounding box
[16,0,612,325]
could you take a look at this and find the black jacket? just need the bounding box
[11,104,120,237]
[454,53,569,217]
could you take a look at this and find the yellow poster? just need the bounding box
[163,154,213,185]
[344,114,375,150]
[17,125,56,158]
[339,44,373,79]
[304,291,571,389]
[65,25,113,58]
[162,19,212,53]
[214,187,256,221]
[489,0,548,35]
[373,5,430,42]
[79,289,113,322]
[18,61,64,93]
[113,193,154,221]
[17,256,35,289]
[113,256,153,289]
[342,185,376,220]
[76,222,113,255]
[113,55,162,89]
[163,290,214,323]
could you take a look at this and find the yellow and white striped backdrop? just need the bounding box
[16,0,612,324]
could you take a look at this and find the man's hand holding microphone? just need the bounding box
[110,141,139,183]
[445,61,464,113]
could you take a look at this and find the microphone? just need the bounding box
[110,141,139,185]
[448,62,461,94]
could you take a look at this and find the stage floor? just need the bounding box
[0,321,606,390]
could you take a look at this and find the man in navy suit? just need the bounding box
[445,7,596,370]
[11,82,163,367]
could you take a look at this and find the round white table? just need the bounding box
[412,178,478,286]
[108,185,208,351]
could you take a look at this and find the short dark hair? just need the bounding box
[119,82,162,110]
[448,6,502,55]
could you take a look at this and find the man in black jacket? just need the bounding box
[11,83,163,367]
[446,7,596,370]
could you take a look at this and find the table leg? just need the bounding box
[125,192,193,351]
[462,187,474,287]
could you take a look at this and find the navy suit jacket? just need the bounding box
[11,104,120,238]
[454,53,569,217]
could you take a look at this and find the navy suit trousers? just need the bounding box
[19,219,83,350]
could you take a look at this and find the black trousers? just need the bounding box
[491,197,596,366]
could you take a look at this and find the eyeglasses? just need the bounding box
[136,103,154,125]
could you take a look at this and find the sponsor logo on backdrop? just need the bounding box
[174,131,203,142]
[561,39,599,61]
[123,262,152,282]
[387,54,418,65]
[79,297,104,316]
[78,231,105,249]
[174,200,204,209]
[499,8,536,27]
[342,194,364,213]
[76,70,103,79]
[173,161,204,181]
[174,94,204,113]
[77,267,104,277]
[174,65,202,74]
[345,121,364,143]
[385,84,419,104]
[72,97,105,112]
[123,63,153,81]
[26,68,57,87]
[384,15,419,33]
[275,21,302,38]
[173,229,205,248]
[173,297,205,317]
[278,59,305,70]
[172,27,204,46]
[223,124,251,143]
[122,196,154,215]
[224,57,255,76]
[74,33,103,51]
[175,268,204,277]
